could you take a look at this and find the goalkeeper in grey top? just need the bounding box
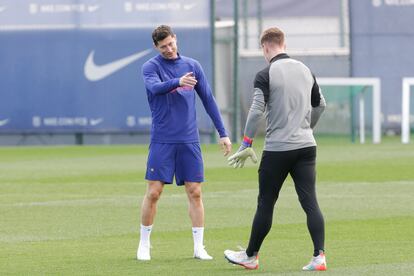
[224,27,327,271]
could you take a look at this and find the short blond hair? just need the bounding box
[260,27,285,46]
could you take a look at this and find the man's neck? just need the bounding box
[267,49,285,62]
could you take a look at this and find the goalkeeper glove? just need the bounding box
[228,136,258,168]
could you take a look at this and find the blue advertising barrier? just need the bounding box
[0,0,213,134]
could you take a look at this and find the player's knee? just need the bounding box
[146,189,162,202]
[187,187,202,201]
[257,194,277,210]
[299,198,319,213]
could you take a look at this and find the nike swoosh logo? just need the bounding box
[89,118,103,126]
[84,49,152,81]
[0,119,9,126]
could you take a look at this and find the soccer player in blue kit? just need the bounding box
[137,25,232,261]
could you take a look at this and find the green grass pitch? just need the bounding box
[1,137,414,275]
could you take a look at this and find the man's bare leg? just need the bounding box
[137,181,164,260]
[185,182,212,260]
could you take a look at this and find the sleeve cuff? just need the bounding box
[219,131,228,138]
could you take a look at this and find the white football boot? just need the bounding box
[194,245,213,260]
[136,242,151,261]
[224,250,259,270]
[302,252,327,271]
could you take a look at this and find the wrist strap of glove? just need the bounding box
[241,135,253,148]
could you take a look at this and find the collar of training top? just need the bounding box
[269,53,290,63]
[159,53,182,62]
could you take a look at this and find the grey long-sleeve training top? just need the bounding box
[244,53,326,151]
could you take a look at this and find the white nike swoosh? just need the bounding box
[84,49,152,81]
[89,118,103,126]
[0,119,9,126]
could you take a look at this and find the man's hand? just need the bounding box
[228,136,257,168]
[228,147,258,168]
[179,72,197,87]
[219,137,232,156]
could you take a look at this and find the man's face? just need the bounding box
[155,35,178,59]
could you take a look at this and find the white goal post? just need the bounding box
[317,78,381,144]
[401,78,414,144]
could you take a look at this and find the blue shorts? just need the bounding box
[145,143,204,185]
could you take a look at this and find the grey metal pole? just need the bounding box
[339,0,345,47]
[257,0,263,48]
[210,0,216,143]
[233,0,239,142]
[243,0,248,49]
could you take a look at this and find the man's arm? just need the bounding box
[242,68,268,141]
[228,74,266,168]
[141,61,180,95]
[193,61,231,155]
[310,76,326,129]
[228,68,268,168]
[244,88,266,141]
[193,62,227,138]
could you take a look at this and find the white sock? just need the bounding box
[192,227,204,250]
[140,224,153,247]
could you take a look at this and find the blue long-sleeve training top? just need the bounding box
[142,53,227,143]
